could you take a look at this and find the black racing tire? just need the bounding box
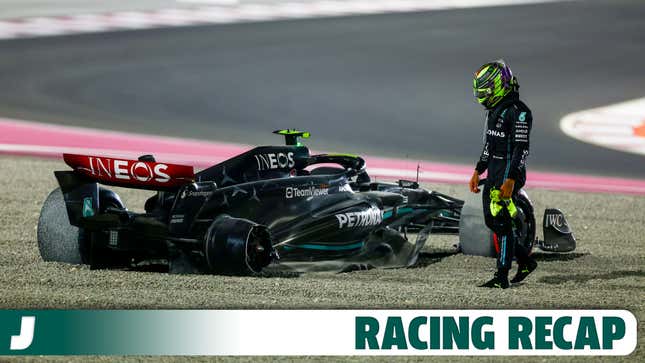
[203,215,274,275]
[514,192,536,255]
[37,188,84,264]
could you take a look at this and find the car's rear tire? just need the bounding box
[37,188,84,264]
[203,215,274,275]
[514,192,536,255]
[38,187,128,267]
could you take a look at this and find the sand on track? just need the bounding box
[0,156,643,362]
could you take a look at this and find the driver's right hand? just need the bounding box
[469,171,480,193]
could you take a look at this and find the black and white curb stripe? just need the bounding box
[560,97,645,156]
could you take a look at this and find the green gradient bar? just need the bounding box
[0,310,239,355]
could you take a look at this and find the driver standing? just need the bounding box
[469,59,538,289]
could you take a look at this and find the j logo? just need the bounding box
[10,316,35,350]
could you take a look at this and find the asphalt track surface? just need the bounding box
[0,0,644,179]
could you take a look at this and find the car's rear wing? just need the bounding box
[55,154,194,227]
[63,153,194,191]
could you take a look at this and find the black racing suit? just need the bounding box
[475,92,532,272]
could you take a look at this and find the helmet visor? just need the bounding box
[474,87,492,104]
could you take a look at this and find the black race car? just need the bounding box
[37,130,575,275]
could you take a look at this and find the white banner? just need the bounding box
[187,309,637,355]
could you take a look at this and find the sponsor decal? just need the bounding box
[170,214,184,224]
[82,197,94,217]
[87,157,170,182]
[285,185,329,199]
[514,121,529,142]
[231,186,248,197]
[538,242,561,252]
[519,149,529,165]
[255,152,295,170]
[545,212,567,229]
[336,206,382,228]
[487,129,505,138]
[63,154,194,188]
[186,190,213,198]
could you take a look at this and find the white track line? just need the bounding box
[0,0,571,40]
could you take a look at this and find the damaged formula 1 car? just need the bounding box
[37,130,576,275]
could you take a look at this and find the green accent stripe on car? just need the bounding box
[326,153,359,158]
[383,207,419,220]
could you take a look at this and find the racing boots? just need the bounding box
[480,270,509,289]
[511,258,538,283]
